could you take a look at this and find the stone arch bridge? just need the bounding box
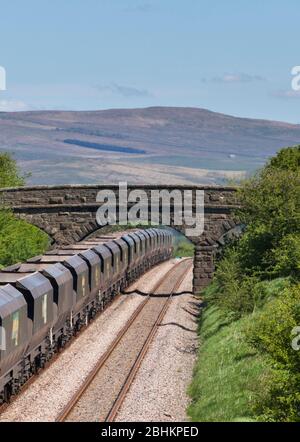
[0,184,241,293]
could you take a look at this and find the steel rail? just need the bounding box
[0,258,170,415]
[105,259,193,422]
[0,291,123,416]
[56,258,191,422]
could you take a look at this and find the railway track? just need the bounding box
[56,258,193,422]
[0,291,123,417]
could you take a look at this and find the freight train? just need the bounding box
[0,228,173,404]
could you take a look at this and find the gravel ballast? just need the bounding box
[116,266,199,422]
[64,259,192,422]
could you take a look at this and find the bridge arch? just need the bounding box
[0,184,241,293]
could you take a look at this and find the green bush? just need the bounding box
[0,209,50,267]
[247,284,300,370]
[246,284,300,421]
[0,152,49,266]
[173,239,194,257]
[236,147,300,277]
[237,169,300,276]
[212,254,290,317]
[209,248,251,317]
[272,234,300,279]
[266,145,300,172]
[0,152,27,188]
[238,169,299,232]
[236,224,275,277]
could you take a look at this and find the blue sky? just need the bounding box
[0,0,299,122]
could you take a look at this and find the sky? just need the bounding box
[0,0,300,122]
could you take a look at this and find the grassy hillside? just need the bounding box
[188,304,269,422]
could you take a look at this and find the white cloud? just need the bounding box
[273,89,300,99]
[0,66,6,91]
[202,73,266,84]
[0,99,29,112]
[95,82,152,98]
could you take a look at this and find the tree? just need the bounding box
[266,145,300,172]
[0,210,49,267]
[0,152,26,188]
[0,152,49,267]
[236,145,300,278]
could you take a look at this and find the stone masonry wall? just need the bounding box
[0,184,241,293]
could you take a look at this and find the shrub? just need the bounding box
[237,146,300,251]
[0,209,50,267]
[246,284,300,421]
[173,239,194,257]
[0,152,49,266]
[235,224,275,277]
[0,152,27,188]
[246,284,300,372]
[238,168,300,240]
[272,234,300,279]
[266,145,300,172]
[211,248,269,317]
[212,248,245,316]
[221,146,300,282]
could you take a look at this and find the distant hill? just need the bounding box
[0,106,299,185]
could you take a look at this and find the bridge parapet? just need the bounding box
[0,184,239,207]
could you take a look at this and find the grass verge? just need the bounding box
[187,303,270,422]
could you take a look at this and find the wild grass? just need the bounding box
[187,303,270,422]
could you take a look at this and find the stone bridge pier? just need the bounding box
[0,184,241,294]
